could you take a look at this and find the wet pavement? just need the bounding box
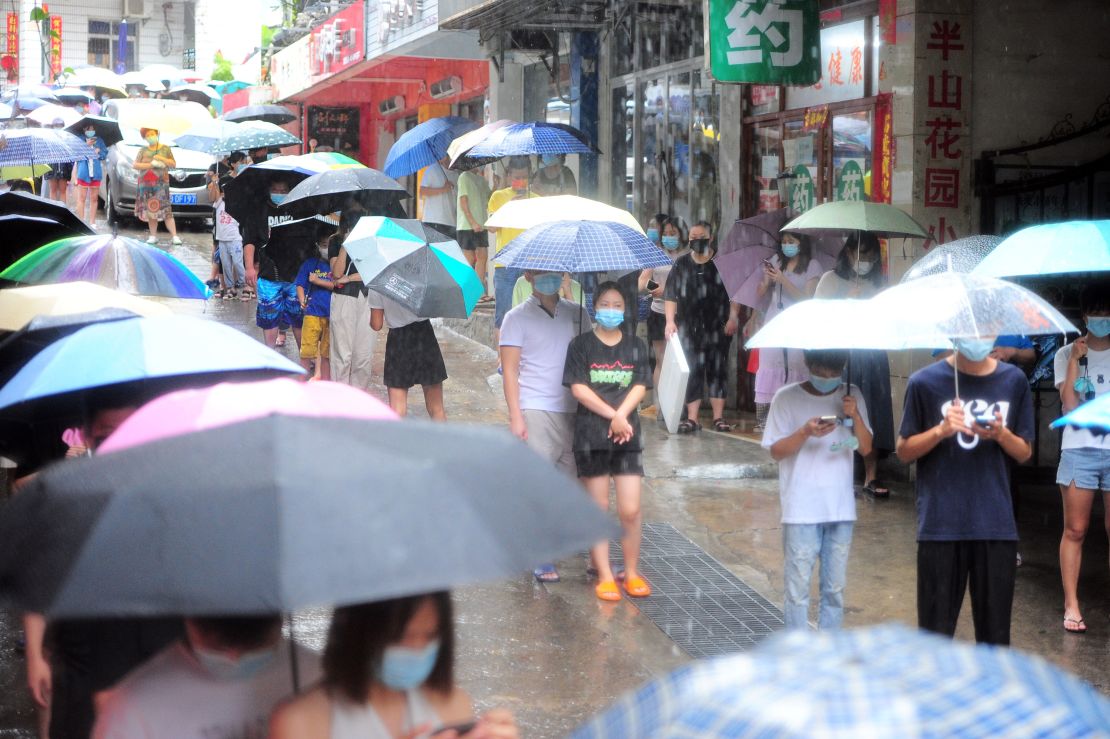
[1,221,1108,737]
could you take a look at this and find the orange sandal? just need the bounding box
[624,576,652,598]
[595,580,621,601]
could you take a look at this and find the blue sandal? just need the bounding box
[533,564,560,583]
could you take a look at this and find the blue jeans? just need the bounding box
[782,522,854,630]
[493,266,523,328]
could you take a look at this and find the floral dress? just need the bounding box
[134,144,174,222]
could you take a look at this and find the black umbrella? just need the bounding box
[0,191,89,235]
[264,215,337,286]
[65,114,123,147]
[0,308,137,385]
[280,168,408,218]
[0,213,94,273]
[221,164,315,225]
[0,416,614,617]
[221,104,296,126]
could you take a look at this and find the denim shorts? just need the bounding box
[1057,447,1110,491]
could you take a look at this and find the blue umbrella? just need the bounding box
[973,220,1110,278]
[1052,393,1110,433]
[0,129,91,166]
[573,624,1110,738]
[383,116,478,178]
[7,97,53,112]
[466,121,598,159]
[0,315,304,424]
[2,85,60,104]
[494,220,671,273]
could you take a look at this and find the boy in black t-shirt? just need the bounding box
[563,282,652,602]
[897,336,1035,645]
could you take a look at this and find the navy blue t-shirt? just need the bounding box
[899,360,1034,541]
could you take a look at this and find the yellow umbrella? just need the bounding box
[1,164,51,179]
[484,194,645,234]
[0,282,171,331]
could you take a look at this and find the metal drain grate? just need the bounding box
[611,523,784,658]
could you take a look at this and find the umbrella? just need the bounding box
[900,235,1003,282]
[0,191,90,234]
[494,220,674,273]
[745,299,941,352]
[263,215,340,284]
[208,80,253,96]
[52,87,94,105]
[2,86,60,104]
[465,121,599,160]
[572,624,1110,738]
[27,104,82,128]
[783,201,929,239]
[345,216,484,318]
[0,282,170,332]
[222,152,364,224]
[65,114,123,147]
[0,214,94,272]
[0,416,614,617]
[1052,393,1110,434]
[0,128,92,166]
[0,315,304,426]
[0,164,50,180]
[715,237,839,310]
[0,234,212,300]
[166,83,220,106]
[140,63,199,86]
[0,102,13,118]
[973,220,1110,279]
[63,66,125,97]
[279,167,408,218]
[717,208,796,256]
[7,97,53,112]
[484,195,644,234]
[98,378,397,453]
[174,119,300,155]
[222,104,297,125]
[447,118,515,171]
[383,116,479,178]
[0,308,138,386]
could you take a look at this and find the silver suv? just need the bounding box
[99,99,217,224]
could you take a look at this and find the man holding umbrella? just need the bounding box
[243,178,297,349]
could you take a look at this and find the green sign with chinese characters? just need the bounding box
[708,0,822,85]
[836,160,866,202]
[789,164,815,212]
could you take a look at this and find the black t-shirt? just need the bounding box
[563,332,652,452]
[899,360,1035,541]
[662,252,731,334]
[328,239,367,297]
[242,205,296,282]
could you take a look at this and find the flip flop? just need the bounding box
[677,420,701,434]
[533,564,560,583]
[1063,617,1087,633]
[595,580,621,601]
[624,576,652,598]
[712,418,733,432]
[863,480,890,498]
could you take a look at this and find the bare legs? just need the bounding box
[1060,483,1108,628]
[388,384,446,420]
[651,339,665,405]
[684,397,725,426]
[583,474,643,585]
[75,185,98,226]
[146,215,179,241]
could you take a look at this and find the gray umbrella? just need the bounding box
[221,104,297,125]
[900,235,1003,282]
[0,416,614,617]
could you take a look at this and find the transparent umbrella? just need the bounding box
[901,235,1004,282]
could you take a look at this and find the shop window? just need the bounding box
[637,18,662,73]
[88,20,136,72]
[610,82,634,212]
[690,70,719,228]
[668,72,692,222]
[639,77,664,224]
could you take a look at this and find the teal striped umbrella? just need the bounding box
[344,217,483,318]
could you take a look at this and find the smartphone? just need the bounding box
[974,414,996,426]
[646,279,660,290]
[818,415,839,425]
[431,721,478,737]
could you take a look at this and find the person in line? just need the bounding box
[815,232,895,497]
[530,154,576,196]
[500,269,592,584]
[368,292,448,420]
[328,211,377,390]
[638,213,682,406]
[897,336,1035,645]
[42,118,72,205]
[752,232,822,431]
[663,221,742,434]
[296,227,336,381]
[132,128,181,245]
[269,593,519,739]
[456,165,492,303]
[1054,282,1110,633]
[94,615,320,739]
[487,157,539,349]
[511,271,582,306]
[243,178,298,350]
[207,151,249,301]
[564,282,652,601]
[763,350,872,629]
[74,122,108,227]
[420,156,458,240]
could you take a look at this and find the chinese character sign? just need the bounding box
[836,160,865,202]
[709,0,821,85]
[49,15,62,80]
[4,13,17,80]
[790,164,816,212]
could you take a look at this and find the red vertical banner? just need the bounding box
[871,93,893,204]
[4,13,18,80]
[49,15,62,80]
[878,0,897,45]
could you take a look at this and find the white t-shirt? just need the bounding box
[1054,343,1110,450]
[420,163,458,227]
[367,290,421,329]
[761,381,871,525]
[499,295,592,413]
[93,640,321,739]
[213,196,241,243]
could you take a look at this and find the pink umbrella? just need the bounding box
[100,378,397,453]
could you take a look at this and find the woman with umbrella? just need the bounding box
[132,127,181,245]
[73,120,109,227]
[815,232,895,497]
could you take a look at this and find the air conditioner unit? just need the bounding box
[379,95,405,116]
[429,76,461,100]
[123,0,151,19]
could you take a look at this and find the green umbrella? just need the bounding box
[782,201,928,239]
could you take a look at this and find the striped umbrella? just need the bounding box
[0,234,211,300]
[493,220,672,273]
[384,116,478,178]
[465,121,599,160]
[344,217,484,318]
[0,128,90,166]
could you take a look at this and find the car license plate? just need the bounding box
[171,193,197,205]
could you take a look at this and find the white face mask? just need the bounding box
[855,260,874,276]
[318,245,329,259]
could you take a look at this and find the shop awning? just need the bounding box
[440,0,608,34]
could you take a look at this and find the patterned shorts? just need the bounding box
[255,279,303,330]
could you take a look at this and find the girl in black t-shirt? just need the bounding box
[563,282,653,602]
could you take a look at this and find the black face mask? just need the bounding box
[690,238,712,254]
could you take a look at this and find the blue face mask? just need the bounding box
[192,644,277,681]
[1087,316,1110,338]
[646,228,660,244]
[661,235,680,250]
[781,243,800,259]
[270,193,286,206]
[953,337,995,362]
[809,373,841,394]
[541,154,559,167]
[533,273,563,296]
[379,641,439,691]
[595,308,624,329]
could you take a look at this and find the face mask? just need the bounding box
[646,228,660,244]
[690,238,711,254]
[532,273,562,296]
[1087,316,1110,338]
[145,136,158,146]
[84,130,96,139]
[318,245,329,259]
[661,235,680,250]
[192,644,277,681]
[270,193,286,206]
[809,374,841,394]
[855,260,874,276]
[953,337,995,362]
[541,155,559,167]
[781,243,800,259]
[379,641,439,691]
[595,308,624,329]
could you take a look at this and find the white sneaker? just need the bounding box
[146,235,157,244]
[171,236,183,245]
